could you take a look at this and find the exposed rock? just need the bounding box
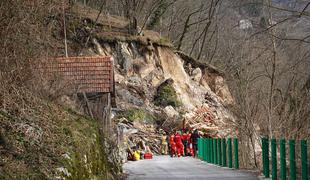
[117,42,134,75]
[137,61,156,78]
[156,48,199,109]
[144,68,165,87]
[114,71,125,83]
[116,88,144,106]
[163,106,179,118]
[118,122,138,135]
[214,76,234,105]
[92,38,106,56]
[127,76,142,86]
[191,68,202,82]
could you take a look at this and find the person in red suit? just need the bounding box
[174,131,184,157]
[169,133,177,157]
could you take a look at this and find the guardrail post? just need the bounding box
[202,138,205,161]
[198,138,201,158]
[234,138,239,169]
[205,138,207,161]
[271,139,277,180]
[208,138,212,163]
[209,138,214,163]
[280,139,286,180]
[262,137,270,178]
[207,138,211,163]
[203,138,206,161]
[223,138,227,167]
[219,138,222,166]
[204,138,207,161]
[205,138,208,162]
[215,138,218,164]
[301,140,308,180]
[228,138,232,168]
[289,139,296,180]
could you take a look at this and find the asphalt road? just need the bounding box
[123,156,258,180]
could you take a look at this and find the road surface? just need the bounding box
[123,156,258,180]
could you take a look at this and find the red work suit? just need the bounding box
[169,134,177,157]
[174,132,184,157]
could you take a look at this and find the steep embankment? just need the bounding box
[0,90,116,179]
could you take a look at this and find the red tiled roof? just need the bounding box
[46,56,113,93]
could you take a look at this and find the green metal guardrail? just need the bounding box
[222,139,227,167]
[271,139,277,180]
[301,140,308,180]
[289,139,296,180]
[228,138,232,168]
[261,138,308,180]
[280,139,286,180]
[198,137,308,180]
[197,137,239,169]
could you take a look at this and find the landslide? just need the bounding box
[63,4,236,161]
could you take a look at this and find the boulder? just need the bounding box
[127,76,142,86]
[191,68,202,82]
[116,89,144,106]
[118,122,138,135]
[163,106,179,118]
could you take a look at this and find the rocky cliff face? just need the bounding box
[90,39,235,138]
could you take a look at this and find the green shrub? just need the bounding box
[154,83,181,108]
[118,109,155,124]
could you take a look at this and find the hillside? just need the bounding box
[0,103,113,179]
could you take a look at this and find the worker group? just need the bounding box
[161,129,200,157]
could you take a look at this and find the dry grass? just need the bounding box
[0,85,114,179]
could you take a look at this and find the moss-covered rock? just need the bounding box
[154,79,181,108]
[118,109,155,124]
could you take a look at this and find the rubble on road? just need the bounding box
[117,117,162,158]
